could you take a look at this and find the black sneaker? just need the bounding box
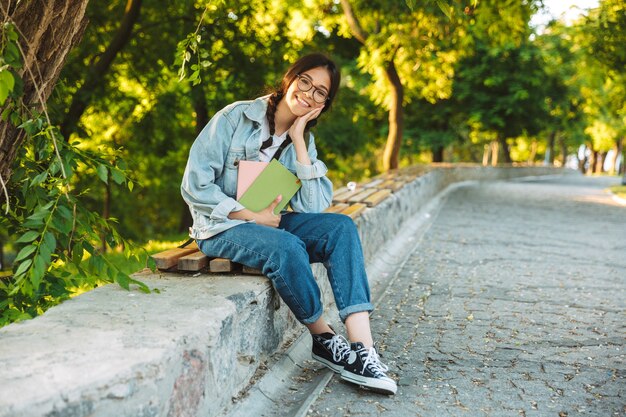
[341,342,397,395]
[311,332,351,373]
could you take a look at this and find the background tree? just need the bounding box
[0,0,89,180]
[534,21,586,167]
[332,0,467,170]
[588,0,626,176]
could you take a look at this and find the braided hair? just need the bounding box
[261,92,283,150]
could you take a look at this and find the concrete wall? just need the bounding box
[0,166,576,417]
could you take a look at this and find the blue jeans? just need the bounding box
[197,212,373,324]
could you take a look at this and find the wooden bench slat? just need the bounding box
[389,181,406,191]
[333,186,349,196]
[324,203,349,214]
[333,189,362,203]
[242,265,264,275]
[362,189,392,207]
[151,245,199,270]
[177,250,209,271]
[378,179,405,192]
[378,179,395,188]
[347,189,378,204]
[362,178,385,188]
[209,258,235,273]
[340,203,367,220]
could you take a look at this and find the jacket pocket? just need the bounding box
[225,148,245,170]
[223,148,245,197]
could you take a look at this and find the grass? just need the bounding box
[1,235,189,294]
[104,235,190,274]
[66,235,189,296]
[609,185,626,200]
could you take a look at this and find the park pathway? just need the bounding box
[307,175,625,417]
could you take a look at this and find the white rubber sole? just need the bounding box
[340,370,397,395]
[311,353,343,373]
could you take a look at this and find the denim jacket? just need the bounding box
[181,96,334,239]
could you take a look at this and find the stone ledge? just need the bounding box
[0,165,578,417]
[0,274,297,417]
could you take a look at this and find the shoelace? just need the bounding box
[324,335,351,362]
[360,346,389,377]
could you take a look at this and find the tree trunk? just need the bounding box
[491,141,499,166]
[339,0,404,171]
[60,0,142,138]
[482,144,490,166]
[498,135,512,163]
[0,0,89,182]
[432,145,444,163]
[558,135,567,167]
[528,140,537,164]
[609,137,622,175]
[595,152,606,174]
[547,131,556,164]
[587,149,598,175]
[382,60,404,171]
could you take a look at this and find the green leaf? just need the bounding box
[22,218,44,229]
[27,208,50,222]
[31,171,48,186]
[30,256,46,288]
[96,164,108,183]
[0,74,10,106]
[1,106,12,121]
[435,0,452,19]
[14,259,32,278]
[43,232,56,253]
[50,216,72,234]
[4,42,20,65]
[15,245,36,262]
[83,241,95,255]
[56,205,73,220]
[38,240,52,265]
[146,256,157,271]
[111,168,125,184]
[15,231,40,243]
[188,70,200,82]
[40,232,56,264]
[72,242,84,265]
[128,181,134,192]
[129,276,151,293]
[116,271,130,290]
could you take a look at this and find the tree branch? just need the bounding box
[60,0,143,138]
[339,0,369,44]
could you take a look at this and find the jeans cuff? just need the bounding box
[299,306,324,325]
[339,303,374,323]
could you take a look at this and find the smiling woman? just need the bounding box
[180,52,398,395]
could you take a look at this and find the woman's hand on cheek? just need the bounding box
[288,106,323,142]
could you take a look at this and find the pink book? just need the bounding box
[237,160,269,200]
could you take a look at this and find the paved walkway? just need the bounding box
[307,175,625,417]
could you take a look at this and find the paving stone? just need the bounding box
[307,175,625,417]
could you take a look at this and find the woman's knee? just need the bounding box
[266,232,309,267]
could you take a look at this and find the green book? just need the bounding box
[238,159,302,215]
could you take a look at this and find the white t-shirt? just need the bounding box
[258,119,289,162]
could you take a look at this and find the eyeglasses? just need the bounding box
[296,74,329,104]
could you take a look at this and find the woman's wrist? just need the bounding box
[292,135,311,165]
[228,208,256,221]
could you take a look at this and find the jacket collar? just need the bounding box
[244,95,270,124]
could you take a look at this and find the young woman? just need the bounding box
[181,53,397,395]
